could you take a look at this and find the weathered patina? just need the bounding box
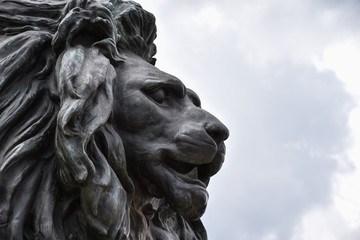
[0,1,229,239]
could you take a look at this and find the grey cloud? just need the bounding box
[140,0,357,239]
[202,61,353,239]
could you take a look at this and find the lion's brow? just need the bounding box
[141,78,186,97]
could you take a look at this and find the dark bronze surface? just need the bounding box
[0,1,229,239]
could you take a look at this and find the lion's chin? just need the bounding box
[146,163,209,220]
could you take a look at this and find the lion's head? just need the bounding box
[0,1,228,239]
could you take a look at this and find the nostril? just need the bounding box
[205,121,229,144]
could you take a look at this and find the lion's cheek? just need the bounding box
[113,95,164,133]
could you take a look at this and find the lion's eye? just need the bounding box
[147,88,167,104]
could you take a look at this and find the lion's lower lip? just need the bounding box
[181,173,206,188]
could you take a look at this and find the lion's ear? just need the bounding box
[113,1,157,64]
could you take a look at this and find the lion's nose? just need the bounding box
[204,117,229,144]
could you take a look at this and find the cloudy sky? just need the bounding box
[140,1,360,239]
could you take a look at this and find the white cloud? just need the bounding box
[194,4,224,31]
[293,38,360,240]
[292,207,347,240]
[315,41,360,96]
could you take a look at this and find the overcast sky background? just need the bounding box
[140,1,360,239]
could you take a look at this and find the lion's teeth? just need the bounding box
[186,167,198,179]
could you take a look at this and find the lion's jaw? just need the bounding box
[113,51,229,221]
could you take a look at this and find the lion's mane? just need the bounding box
[0,0,165,239]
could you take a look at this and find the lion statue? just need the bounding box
[0,0,229,239]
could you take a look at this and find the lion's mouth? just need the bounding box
[164,158,207,187]
[140,149,225,220]
[135,143,225,220]
[163,142,226,186]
